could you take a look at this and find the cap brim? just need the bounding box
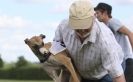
[69,17,93,29]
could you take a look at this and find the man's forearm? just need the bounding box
[113,74,126,82]
[119,26,133,49]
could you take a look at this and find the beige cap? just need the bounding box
[69,0,95,29]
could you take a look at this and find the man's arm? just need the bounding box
[49,20,66,55]
[107,19,133,50]
[113,74,126,82]
[100,27,126,82]
[118,26,133,49]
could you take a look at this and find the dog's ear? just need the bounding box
[40,34,46,39]
[24,38,29,44]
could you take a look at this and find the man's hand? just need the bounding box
[113,74,126,82]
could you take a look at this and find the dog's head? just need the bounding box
[24,34,45,48]
[24,34,47,62]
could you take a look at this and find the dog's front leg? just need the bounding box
[41,62,62,82]
[54,51,80,82]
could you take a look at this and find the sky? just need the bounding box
[0,0,133,63]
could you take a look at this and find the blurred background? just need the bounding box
[0,0,133,81]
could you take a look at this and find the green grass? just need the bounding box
[0,80,53,82]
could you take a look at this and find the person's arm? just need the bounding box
[100,27,126,82]
[118,26,133,49]
[108,18,133,50]
[101,44,126,82]
[101,41,126,82]
[49,20,66,55]
[113,74,126,82]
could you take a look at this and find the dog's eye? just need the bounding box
[33,43,44,49]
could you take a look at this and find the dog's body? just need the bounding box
[24,34,80,82]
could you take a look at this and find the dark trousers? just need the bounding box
[125,58,133,82]
[81,74,112,82]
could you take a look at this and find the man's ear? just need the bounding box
[24,38,29,44]
[40,34,46,39]
[103,11,108,15]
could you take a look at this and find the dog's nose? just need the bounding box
[24,38,29,44]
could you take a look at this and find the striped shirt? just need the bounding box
[50,19,124,79]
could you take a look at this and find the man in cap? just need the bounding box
[94,2,133,76]
[49,0,126,82]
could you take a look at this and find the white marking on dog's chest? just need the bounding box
[39,47,49,54]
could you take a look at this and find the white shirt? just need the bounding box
[107,18,133,60]
[50,19,124,79]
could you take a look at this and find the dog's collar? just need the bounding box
[39,47,51,63]
[32,46,51,63]
[40,51,51,63]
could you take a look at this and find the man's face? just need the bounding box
[75,27,92,38]
[95,10,105,22]
[73,17,94,39]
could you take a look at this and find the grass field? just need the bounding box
[0,80,53,82]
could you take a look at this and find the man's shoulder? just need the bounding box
[57,19,73,34]
[94,19,112,33]
[108,18,123,32]
[94,19,116,42]
[59,19,69,26]
[58,19,69,29]
[108,18,121,24]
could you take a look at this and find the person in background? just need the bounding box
[94,2,133,71]
[49,0,126,82]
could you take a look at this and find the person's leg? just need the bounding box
[125,58,133,82]
[100,74,113,82]
[81,74,113,82]
[60,69,70,82]
[81,79,99,82]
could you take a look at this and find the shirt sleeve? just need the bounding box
[108,18,123,32]
[49,20,66,55]
[100,30,124,78]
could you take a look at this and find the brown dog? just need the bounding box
[24,34,80,82]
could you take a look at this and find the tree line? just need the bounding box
[0,54,51,80]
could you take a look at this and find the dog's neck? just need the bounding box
[30,43,51,63]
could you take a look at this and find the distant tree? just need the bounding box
[15,56,28,68]
[0,54,4,68]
